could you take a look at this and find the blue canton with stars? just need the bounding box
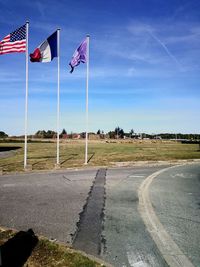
[10,24,26,42]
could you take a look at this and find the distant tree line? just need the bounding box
[1,129,200,140]
[158,133,200,140]
[34,130,57,138]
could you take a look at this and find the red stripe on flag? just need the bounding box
[0,46,26,54]
[1,42,26,48]
[0,46,26,50]
[0,43,26,48]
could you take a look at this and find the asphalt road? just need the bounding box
[0,169,97,244]
[101,166,169,267]
[150,163,200,267]
[0,164,199,267]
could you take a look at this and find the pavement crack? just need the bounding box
[62,175,71,181]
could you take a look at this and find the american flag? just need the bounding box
[0,24,26,55]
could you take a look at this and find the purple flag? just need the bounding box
[69,38,87,73]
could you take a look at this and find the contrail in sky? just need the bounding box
[148,30,183,69]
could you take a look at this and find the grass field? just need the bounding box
[0,139,200,173]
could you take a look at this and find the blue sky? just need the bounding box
[0,0,200,135]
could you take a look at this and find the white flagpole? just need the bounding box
[56,28,60,166]
[24,21,29,169]
[84,35,90,165]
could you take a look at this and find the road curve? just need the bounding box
[138,163,200,267]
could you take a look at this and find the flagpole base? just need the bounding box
[24,164,32,172]
[54,163,61,169]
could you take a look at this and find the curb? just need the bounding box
[138,164,195,267]
[1,159,200,176]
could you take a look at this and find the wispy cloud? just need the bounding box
[93,21,188,74]
[127,20,200,72]
[162,26,200,47]
[147,30,183,70]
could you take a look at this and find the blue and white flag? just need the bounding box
[30,31,57,62]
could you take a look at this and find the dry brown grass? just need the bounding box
[0,139,199,173]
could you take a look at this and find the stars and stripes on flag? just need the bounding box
[0,24,26,55]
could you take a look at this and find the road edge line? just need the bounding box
[138,165,195,267]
